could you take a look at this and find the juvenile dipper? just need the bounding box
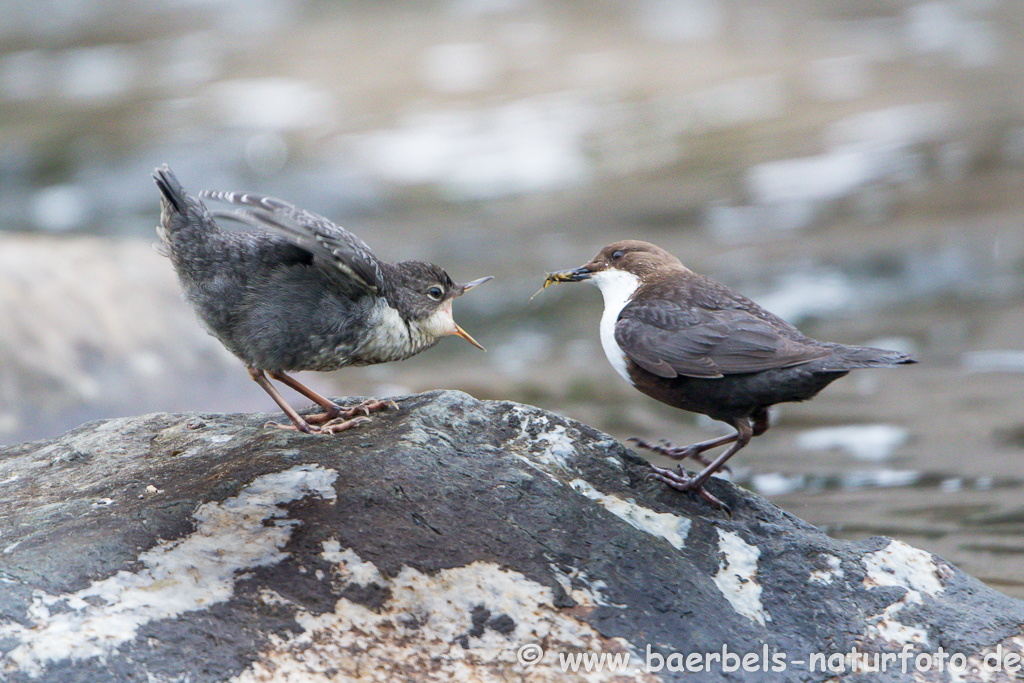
[154,165,491,434]
[542,240,915,511]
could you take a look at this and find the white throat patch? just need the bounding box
[587,269,641,383]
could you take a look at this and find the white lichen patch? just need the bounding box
[604,456,624,470]
[865,597,930,646]
[862,540,944,597]
[509,407,578,472]
[809,554,844,585]
[712,530,767,627]
[259,589,293,608]
[547,563,625,609]
[956,632,1024,683]
[860,540,947,649]
[0,464,338,677]
[232,548,655,683]
[536,424,576,468]
[320,539,383,586]
[570,479,690,551]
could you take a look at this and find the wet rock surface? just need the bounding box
[0,391,1021,682]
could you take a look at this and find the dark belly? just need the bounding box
[627,360,849,422]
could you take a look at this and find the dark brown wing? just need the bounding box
[614,298,830,379]
[201,190,385,296]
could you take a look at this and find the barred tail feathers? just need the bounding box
[824,345,917,370]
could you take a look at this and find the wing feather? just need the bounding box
[614,299,829,378]
[202,190,384,295]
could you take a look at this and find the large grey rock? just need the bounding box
[0,391,1021,682]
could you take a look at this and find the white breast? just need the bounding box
[357,300,417,363]
[588,269,641,384]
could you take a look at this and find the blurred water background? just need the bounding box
[1,0,1023,597]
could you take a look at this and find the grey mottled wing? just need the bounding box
[614,299,830,379]
[201,190,385,295]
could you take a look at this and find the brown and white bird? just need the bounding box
[154,165,491,434]
[542,240,915,511]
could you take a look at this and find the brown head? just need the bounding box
[541,240,689,290]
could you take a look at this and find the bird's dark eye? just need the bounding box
[611,250,624,260]
[427,285,444,301]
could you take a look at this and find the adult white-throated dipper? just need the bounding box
[154,165,491,434]
[541,240,915,511]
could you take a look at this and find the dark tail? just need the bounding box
[153,164,216,257]
[153,164,187,215]
[824,344,917,370]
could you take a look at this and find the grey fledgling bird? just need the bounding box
[542,240,916,511]
[154,165,491,434]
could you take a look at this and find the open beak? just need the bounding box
[449,276,490,350]
[453,323,486,351]
[457,276,494,296]
[531,266,592,300]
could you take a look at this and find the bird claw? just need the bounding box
[306,398,399,424]
[266,420,317,434]
[339,398,399,417]
[264,397,398,435]
[645,464,691,487]
[266,414,373,434]
[647,464,731,515]
[317,415,372,434]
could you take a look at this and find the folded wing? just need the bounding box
[614,299,830,378]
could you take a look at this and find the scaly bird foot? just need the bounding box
[315,415,373,434]
[265,415,373,435]
[646,464,731,515]
[305,398,400,424]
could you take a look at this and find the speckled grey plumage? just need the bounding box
[153,164,488,433]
